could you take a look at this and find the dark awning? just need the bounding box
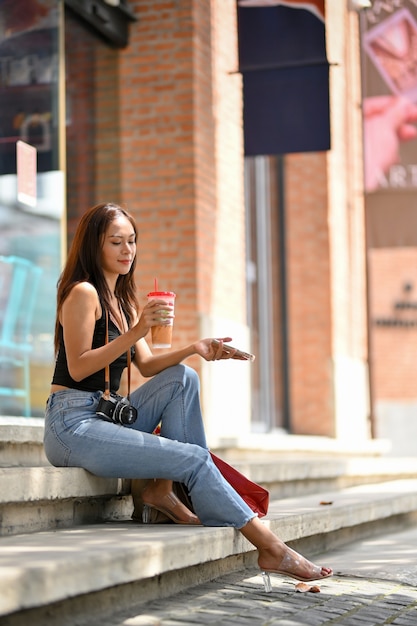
[237,1,330,155]
[65,0,137,48]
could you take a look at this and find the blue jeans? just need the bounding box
[44,364,255,528]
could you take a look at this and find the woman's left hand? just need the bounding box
[194,337,236,361]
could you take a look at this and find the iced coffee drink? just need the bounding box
[147,291,176,348]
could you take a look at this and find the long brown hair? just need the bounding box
[54,203,139,353]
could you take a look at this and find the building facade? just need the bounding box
[0,0,381,452]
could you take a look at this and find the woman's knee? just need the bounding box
[168,363,200,391]
[184,443,211,476]
[182,364,200,390]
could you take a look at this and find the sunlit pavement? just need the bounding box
[86,526,417,626]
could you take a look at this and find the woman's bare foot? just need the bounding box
[258,545,333,582]
[142,479,201,525]
[239,517,332,582]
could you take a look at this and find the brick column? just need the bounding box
[118,0,249,444]
[284,3,369,440]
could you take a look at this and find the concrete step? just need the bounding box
[1,478,417,625]
[0,416,393,470]
[3,419,417,493]
[0,467,133,536]
[223,455,417,498]
[2,457,417,536]
[0,456,417,536]
[2,418,417,537]
[0,417,47,467]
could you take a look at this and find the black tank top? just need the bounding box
[51,306,134,393]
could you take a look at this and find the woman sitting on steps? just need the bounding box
[43,202,333,589]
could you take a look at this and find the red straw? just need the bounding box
[154,277,158,292]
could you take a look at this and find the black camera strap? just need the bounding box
[103,305,132,401]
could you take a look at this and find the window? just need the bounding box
[245,155,287,432]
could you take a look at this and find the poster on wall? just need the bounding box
[0,0,63,416]
[360,1,417,247]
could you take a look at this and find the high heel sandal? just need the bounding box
[260,547,333,593]
[142,491,201,525]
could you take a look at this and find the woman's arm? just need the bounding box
[133,335,236,378]
[63,282,240,381]
[61,282,148,381]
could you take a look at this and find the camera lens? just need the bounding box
[97,394,137,425]
[118,403,137,425]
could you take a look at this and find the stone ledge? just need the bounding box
[231,456,417,484]
[0,418,392,456]
[2,459,417,506]
[227,432,392,456]
[0,494,134,538]
[0,418,47,468]
[0,418,44,443]
[1,479,417,618]
[0,467,128,503]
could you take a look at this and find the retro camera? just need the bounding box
[96,393,137,425]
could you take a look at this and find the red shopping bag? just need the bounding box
[210,452,269,518]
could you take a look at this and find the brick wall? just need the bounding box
[286,152,333,436]
[118,0,246,386]
[283,4,369,438]
[118,0,200,379]
[65,7,121,245]
[63,1,250,435]
[62,1,370,440]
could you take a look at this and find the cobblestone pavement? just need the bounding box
[92,526,417,626]
[102,570,417,626]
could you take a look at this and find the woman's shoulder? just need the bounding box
[70,280,98,295]
[66,281,100,307]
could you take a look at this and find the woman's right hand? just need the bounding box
[133,299,174,339]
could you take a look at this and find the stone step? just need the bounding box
[0,417,47,467]
[1,478,417,625]
[224,455,417,499]
[2,419,417,493]
[2,417,417,537]
[2,456,417,537]
[0,467,132,536]
[0,416,392,469]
